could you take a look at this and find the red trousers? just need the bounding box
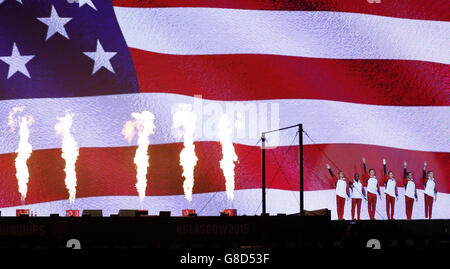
[424,194,434,219]
[367,193,377,220]
[385,194,395,219]
[336,195,346,220]
[351,198,362,220]
[405,196,414,220]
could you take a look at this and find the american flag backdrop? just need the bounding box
[0,0,448,219]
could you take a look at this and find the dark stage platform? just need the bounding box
[0,215,448,249]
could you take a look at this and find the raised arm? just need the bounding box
[403,161,407,179]
[326,164,337,183]
[363,157,367,175]
[383,158,388,185]
[362,157,368,185]
[327,164,333,176]
[423,162,427,185]
[403,160,408,186]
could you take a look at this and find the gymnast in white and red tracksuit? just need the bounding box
[362,157,381,220]
[326,164,350,220]
[349,173,366,220]
[403,161,418,220]
[382,159,398,220]
[423,162,437,219]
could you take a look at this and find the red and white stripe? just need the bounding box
[0,0,448,219]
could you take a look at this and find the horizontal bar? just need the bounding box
[262,124,301,135]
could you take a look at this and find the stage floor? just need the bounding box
[0,215,448,249]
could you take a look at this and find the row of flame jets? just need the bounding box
[8,105,238,203]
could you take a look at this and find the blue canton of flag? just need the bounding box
[0,0,139,100]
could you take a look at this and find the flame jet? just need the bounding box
[8,107,33,201]
[218,114,238,200]
[173,104,198,202]
[122,111,156,200]
[55,113,79,203]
